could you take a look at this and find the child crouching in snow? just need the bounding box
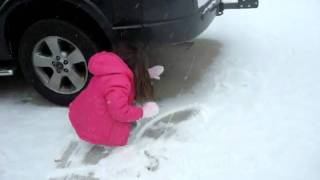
[68,41,164,147]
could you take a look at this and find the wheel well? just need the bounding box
[6,0,112,59]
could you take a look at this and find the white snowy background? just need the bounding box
[1,0,320,179]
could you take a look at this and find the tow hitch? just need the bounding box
[217,0,259,15]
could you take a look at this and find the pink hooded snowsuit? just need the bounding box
[68,51,143,146]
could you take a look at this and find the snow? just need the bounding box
[1,0,320,179]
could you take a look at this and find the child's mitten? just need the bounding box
[148,65,164,80]
[142,102,159,118]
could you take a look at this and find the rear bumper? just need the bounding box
[114,1,218,43]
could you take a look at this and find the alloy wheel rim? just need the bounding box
[32,36,88,95]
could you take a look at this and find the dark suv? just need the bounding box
[0,0,258,105]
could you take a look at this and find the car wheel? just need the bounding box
[19,19,99,106]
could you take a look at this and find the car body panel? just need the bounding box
[0,0,229,61]
[142,0,197,23]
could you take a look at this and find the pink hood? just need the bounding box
[88,52,133,78]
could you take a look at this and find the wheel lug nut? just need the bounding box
[63,60,68,65]
[64,69,69,73]
[56,56,61,60]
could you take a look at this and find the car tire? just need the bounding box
[19,19,99,106]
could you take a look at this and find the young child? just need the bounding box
[68,42,163,147]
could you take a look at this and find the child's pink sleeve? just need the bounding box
[104,76,143,123]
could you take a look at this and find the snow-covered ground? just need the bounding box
[1,0,320,179]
